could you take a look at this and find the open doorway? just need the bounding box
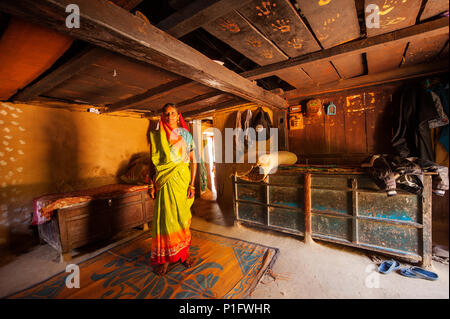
[198,118,217,201]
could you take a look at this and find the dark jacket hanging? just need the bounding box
[391,82,440,161]
[249,107,273,141]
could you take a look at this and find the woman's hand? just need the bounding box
[187,185,195,199]
[148,186,155,199]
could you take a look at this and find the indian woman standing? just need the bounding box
[148,103,197,276]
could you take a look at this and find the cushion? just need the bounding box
[120,155,151,185]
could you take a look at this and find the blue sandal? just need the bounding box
[409,267,439,281]
[399,267,418,278]
[378,259,401,274]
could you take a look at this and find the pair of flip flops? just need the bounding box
[378,259,439,281]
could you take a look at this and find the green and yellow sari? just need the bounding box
[149,121,195,265]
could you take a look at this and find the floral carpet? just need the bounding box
[8,229,279,299]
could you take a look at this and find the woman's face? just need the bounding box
[163,106,179,127]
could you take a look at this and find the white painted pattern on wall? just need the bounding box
[0,103,26,231]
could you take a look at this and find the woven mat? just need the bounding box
[8,229,279,299]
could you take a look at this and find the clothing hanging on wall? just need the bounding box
[250,107,273,141]
[243,109,252,137]
[235,110,244,153]
[429,80,449,154]
[391,82,441,161]
[428,91,448,129]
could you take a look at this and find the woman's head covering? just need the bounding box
[160,111,189,142]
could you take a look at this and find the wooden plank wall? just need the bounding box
[288,83,400,164]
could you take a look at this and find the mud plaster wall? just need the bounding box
[0,102,150,248]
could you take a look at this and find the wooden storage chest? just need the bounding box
[233,170,433,267]
[38,189,153,262]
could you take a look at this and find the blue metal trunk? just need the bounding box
[233,170,432,267]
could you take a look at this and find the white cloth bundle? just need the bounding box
[235,151,298,182]
[257,151,298,175]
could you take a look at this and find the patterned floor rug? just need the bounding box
[7,229,279,299]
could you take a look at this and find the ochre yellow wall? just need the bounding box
[0,102,150,247]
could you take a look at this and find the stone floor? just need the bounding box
[0,199,448,299]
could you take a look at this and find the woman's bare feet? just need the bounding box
[153,257,194,275]
[154,262,169,276]
[182,257,194,268]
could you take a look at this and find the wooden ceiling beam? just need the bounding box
[240,17,449,80]
[174,91,226,108]
[285,59,449,103]
[106,1,244,113]
[182,96,246,118]
[110,0,143,10]
[0,0,287,110]
[157,0,250,38]
[104,78,192,112]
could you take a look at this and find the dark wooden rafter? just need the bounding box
[402,33,449,67]
[439,40,449,58]
[364,0,421,37]
[164,0,320,112]
[294,0,362,82]
[230,0,322,88]
[202,10,287,65]
[0,0,287,110]
[107,0,251,113]
[110,0,302,112]
[240,17,449,80]
[236,0,321,58]
[285,59,449,103]
[364,0,421,74]
[104,78,192,112]
[182,96,245,118]
[131,0,447,107]
[174,91,227,108]
[201,2,314,89]
[110,0,142,10]
[176,93,239,115]
[157,0,251,38]
[420,0,449,21]
[295,0,360,49]
[9,0,143,102]
[106,0,250,113]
